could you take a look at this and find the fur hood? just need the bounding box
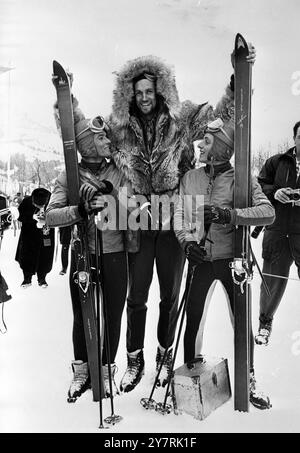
[111,55,181,126]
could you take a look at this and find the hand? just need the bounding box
[185,242,207,265]
[88,194,107,212]
[247,42,256,64]
[204,205,232,225]
[79,183,98,202]
[65,69,73,87]
[231,42,256,68]
[52,69,73,87]
[274,188,293,204]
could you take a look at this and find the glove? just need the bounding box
[184,242,207,265]
[77,200,89,219]
[79,183,98,202]
[204,205,232,225]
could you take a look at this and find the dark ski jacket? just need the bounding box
[15,195,55,275]
[258,147,300,234]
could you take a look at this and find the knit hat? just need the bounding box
[31,188,50,207]
[206,118,234,162]
[74,116,108,158]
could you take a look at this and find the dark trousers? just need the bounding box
[23,269,47,282]
[127,230,185,353]
[259,232,300,321]
[69,250,127,365]
[61,244,70,271]
[184,259,254,368]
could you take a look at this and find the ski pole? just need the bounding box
[95,213,122,425]
[140,271,189,411]
[155,263,196,415]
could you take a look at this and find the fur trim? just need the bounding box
[111,55,181,126]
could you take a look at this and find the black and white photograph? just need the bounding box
[1,0,300,436]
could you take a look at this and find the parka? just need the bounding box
[174,166,275,260]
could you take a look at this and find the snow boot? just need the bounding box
[120,350,145,393]
[249,370,272,410]
[103,363,120,398]
[155,346,173,387]
[21,278,32,289]
[255,316,273,346]
[67,360,90,403]
[38,279,48,288]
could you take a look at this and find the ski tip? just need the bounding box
[235,33,248,52]
[52,60,69,85]
[53,60,64,73]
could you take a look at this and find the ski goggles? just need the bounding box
[75,116,108,139]
[205,118,233,145]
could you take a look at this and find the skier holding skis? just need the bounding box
[85,45,255,393]
[254,121,300,346]
[174,117,275,409]
[46,111,133,402]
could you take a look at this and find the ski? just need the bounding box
[52,61,102,402]
[232,34,252,412]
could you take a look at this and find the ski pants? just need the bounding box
[61,244,70,271]
[126,230,185,353]
[60,226,71,272]
[259,231,300,322]
[69,250,127,365]
[184,258,254,368]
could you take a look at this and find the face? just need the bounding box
[93,131,111,158]
[134,79,157,116]
[197,133,214,163]
[294,126,300,154]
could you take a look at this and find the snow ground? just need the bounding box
[1,228,300,433]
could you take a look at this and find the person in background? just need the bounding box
[15,187,54,288]
[255,121,300,346]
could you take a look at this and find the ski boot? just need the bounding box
[249,370,272,410]
[255,316,273,346]
[38,279,48,288]
[21,278,32,289]
[155,346,173,388]
[103,363,120,398]
[120,350,144,393]
[67,360,90,403]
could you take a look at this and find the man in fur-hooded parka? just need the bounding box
[109,55,234,195]
[101,55,235,394]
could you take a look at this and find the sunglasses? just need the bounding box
[76,116,108,138]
